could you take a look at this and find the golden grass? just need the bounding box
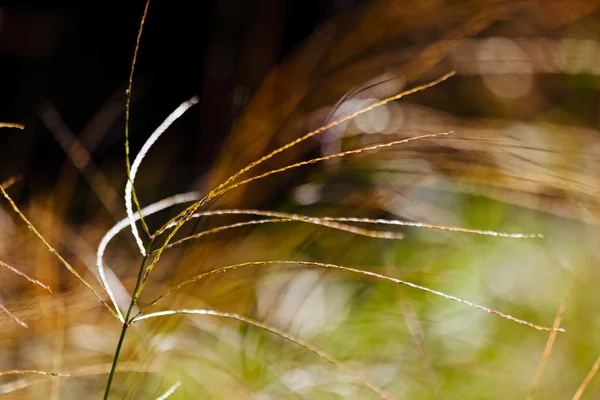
[572,353,600,400]
[527,287,572,399]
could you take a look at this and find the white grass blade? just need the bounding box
[125,97,199,255]
[98,191,201,322]
[159,214,405,252]
[162,209,541,243]
[156,381,181,400]
[322,217,542,238]
[160,217,402,251]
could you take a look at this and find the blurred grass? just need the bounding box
[3,0,600,398]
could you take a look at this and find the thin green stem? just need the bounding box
[103,241,152,399]
[125,0,152,238]
[103,321,128,400]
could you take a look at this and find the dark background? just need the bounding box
[0,0,365,194]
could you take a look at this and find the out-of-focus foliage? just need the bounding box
[2,0,600,398]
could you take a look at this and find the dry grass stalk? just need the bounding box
[527,287,572,399]
[572,353,600,400]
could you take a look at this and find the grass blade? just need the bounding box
[572,353,600,400]
[1,186,120,321]
[156,381,181,400]
[0,122,25,129]
[0,176,20,190]
[0,258,52,328]
[209,72,455,196]
[124,0,152,244]
[97,192,202,322]
[527,288,571,399]
[125,96,199,255]
[0,370,69,377]
[146,76,456,279]
[0,260,52,293]
[159,209,541,242]
[137,260,561,331]
[150,133,449,244]
[211,132,450,199]
[319,216,542,238]
[158,215,405,252]
[0,303,28,328]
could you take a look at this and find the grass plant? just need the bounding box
[3,1,599,399]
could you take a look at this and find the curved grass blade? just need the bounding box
[211,132,450,199]
[154,132,449,239]
[148,74,456,266]
[0,186,120,321]
[0,122,25,130]
[322,216,542,238]
[125,96,199,256]
[98,191,403,305]
[152,133,448,242]
[159,216,404,252]
[132,309,395,400]
[136,260,561,332]
[159,209,541,245]
[209,72,455,196]
[156,381,181,400]
[97,192,202,322]
[142,84,454,295]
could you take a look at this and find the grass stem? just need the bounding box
[102,322,128,400]
[103,243,152,399]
